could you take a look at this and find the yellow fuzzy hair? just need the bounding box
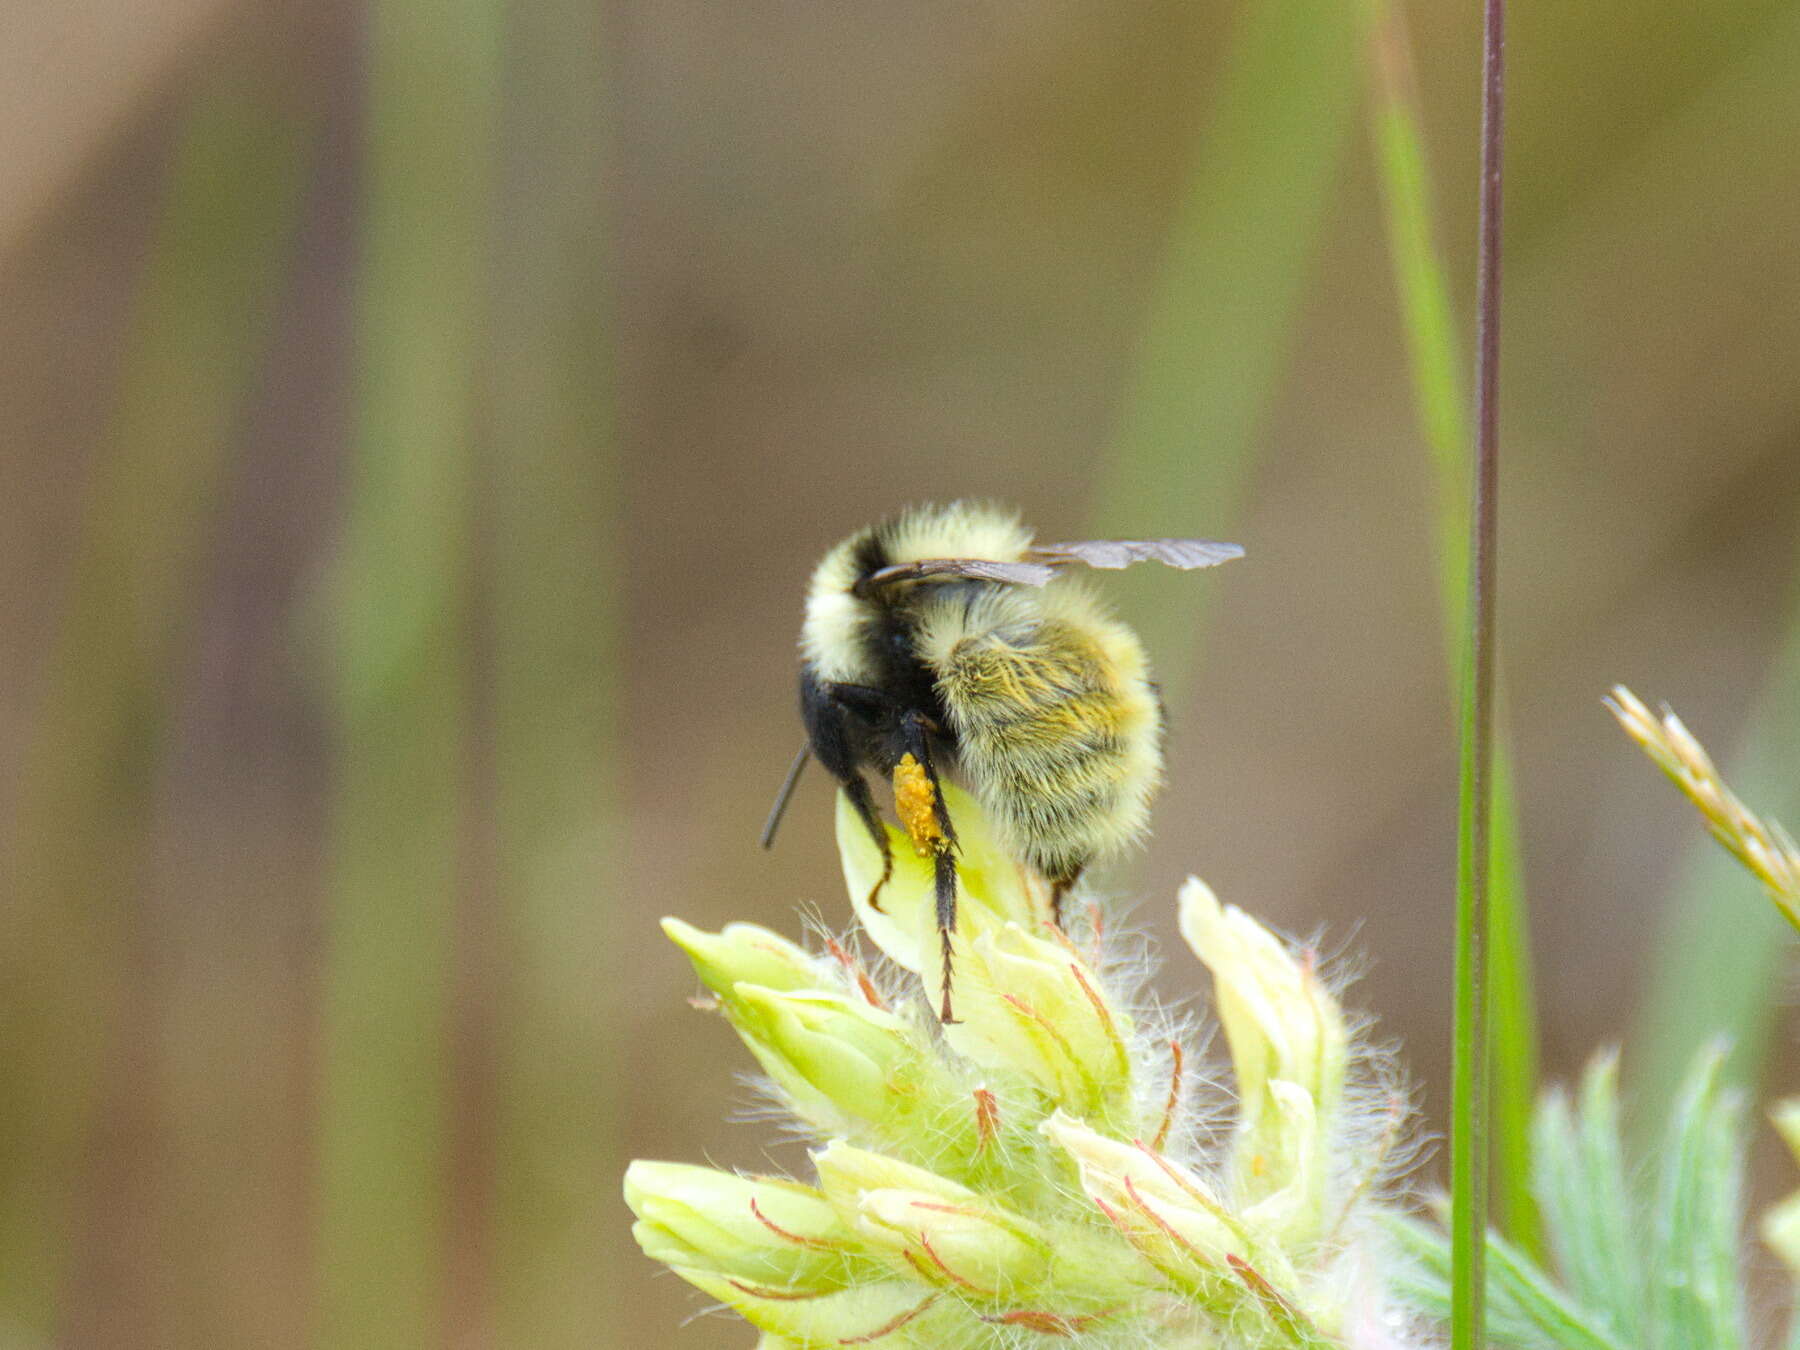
[800,502,1033,684]
[915,579,1162,880]
[799,502,1165,880]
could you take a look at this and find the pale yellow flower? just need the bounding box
[623,1162,857,1291]
[630,788,1420,1348]
[1765,1098,1800,1276]
[1180,876,1346,1241]
[941,920,1135,1125]
[816,1141,1053,1296]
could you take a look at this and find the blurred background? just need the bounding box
[3,0,1799,1345]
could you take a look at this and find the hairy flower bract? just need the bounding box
[626,783,1425,1347]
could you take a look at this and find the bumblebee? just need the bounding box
[763,501,1241,1019]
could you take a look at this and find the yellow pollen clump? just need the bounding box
[892,754,943,857]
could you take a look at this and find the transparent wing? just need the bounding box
[1027,537,1244,570]
[854,558,1058,594]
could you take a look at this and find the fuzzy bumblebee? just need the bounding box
[764,502,1241,1020]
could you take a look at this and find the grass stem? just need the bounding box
[1359,0,1540,1255]
[1453,1,1505,1347]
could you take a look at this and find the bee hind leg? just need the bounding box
[1048,866,1085,930]
[896,710,962,1023]
[932,850,959,1023]
[840,774,893,911]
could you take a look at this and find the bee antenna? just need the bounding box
[759,743,811,849]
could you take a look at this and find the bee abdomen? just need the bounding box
[935,621,1162,880]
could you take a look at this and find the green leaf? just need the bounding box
[1395,1048,1759,1350]
[1530,1055,1644,1344]
[1485,1229,1631,1350]
[1386,1215,1626,1350]
[1652,1046,1749,1350]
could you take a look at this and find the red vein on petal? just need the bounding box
[1000,993,1091,1098]
[749,1196,838,1250]
[915,1231,999,1298]
[979,1305,1122,1335]
[725,1278,833,1301]
[1122,1176,1214,1269]
[1227,1253,1316,1339]
[835,1291,941,1344]
[1066,961,1130,1079]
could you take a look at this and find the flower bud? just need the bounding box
[1178,877,1346,1211]
[941,922,1134,1120]
[662,917,825,1003]
[1040,1111,1258,1282]
[813,1139,985,1211]
[676,1269,961,1345]
[813,1141,1051,1295]
[623,1161,855,1290]
[855,1187,1050,1294]
[729,985,928,1127]
[1764,1097,1800,1276]
[1237,1079,1326,1244]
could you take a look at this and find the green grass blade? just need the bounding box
[1629,607,1800,1119]
[1451,3,1507,1347]
[1091,0,1359,692]
[0,81,309,1336]
[1453,632,1493,1350]
[1485,763,1537,1251]
[1652,1047,1749,1350]
[1360,0,1469,556]
[485,5,621,1346]
[316,0,502,1344]
[1359,0,1540,1257]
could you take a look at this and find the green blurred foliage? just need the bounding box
[1,1,1797,1346]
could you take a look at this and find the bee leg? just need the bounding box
[933,848,959,1023]
[1048,867,1084,930]
[895,710,956,841]
[897,711,962,1023]
[841,774,893,911]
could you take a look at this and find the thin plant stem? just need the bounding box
[1358,0,1540,1257]
[1453,0,1505,1347]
